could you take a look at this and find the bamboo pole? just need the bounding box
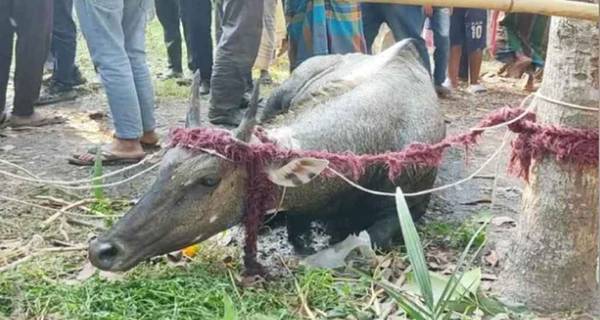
[352,0,599,21]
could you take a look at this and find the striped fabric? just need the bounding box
[285,0,366,71]
[496,13,550,68]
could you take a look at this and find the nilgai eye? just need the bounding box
[200,177,219,187]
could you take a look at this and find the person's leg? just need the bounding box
[209,0,263,126]
[154,0,183,77]
[255,0,277,83]
[12,0,53,117]
[180,0,213,85]
[213,0,224,44]
[123,0,157,143]
[75,0,145,154]
[51,0,77,86]
[447,8,466,89]
[464,9,487,89]
[430,7,450,87]
[384,4,430,72]
[0,0,14,120]
[360,3,383,54]
[36,0,81,106]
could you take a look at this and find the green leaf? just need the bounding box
[248,315,278,320]
[93,146,104,200]
[395,188,435,313]
[435,221,488,317]
[378,281,431,320]
[403,268,481,304]
[222,293,237,320]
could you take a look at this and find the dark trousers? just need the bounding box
[51,0,77,86]
[361,4,430,73]
[155,0,213,80]
[180,0,213,80]
[210,0,263,112]
[0,0,53,117]
[155,0,186,73]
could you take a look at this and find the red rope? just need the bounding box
[168,106,598,274]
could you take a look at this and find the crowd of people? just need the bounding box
[0,0,548,166]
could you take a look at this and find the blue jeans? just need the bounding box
[429,7,450,86]
[75,0,156,139]
[361,4,430,73]
[52,0,78,87]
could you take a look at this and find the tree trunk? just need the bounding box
[498,4,599,312]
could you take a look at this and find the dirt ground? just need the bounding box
[0,21,558,318]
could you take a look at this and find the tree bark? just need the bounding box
[498,3,600,312]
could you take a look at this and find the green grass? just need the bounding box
[420,214,489,250]
[0,255,373,320]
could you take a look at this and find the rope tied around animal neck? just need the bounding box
[168,105,598,275]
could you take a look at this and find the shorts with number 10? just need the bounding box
[450,8,487,54]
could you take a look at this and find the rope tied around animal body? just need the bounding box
[169,105,599,274]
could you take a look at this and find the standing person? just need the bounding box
[361,3,429,72]
[180,0,213,94]
[495,13,549,91]
[154,0,186,79]
[424,5,451,97]
[37,0,87,106]
[0,0,63,127]
[447,8,488,94]
[255,0,285,84]
[70,0,158,165]
[286,0,366,71]
[208,0,264,126]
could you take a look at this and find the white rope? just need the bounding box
[52,162,161,190]
[469,93,535,131]
[0,154,158,186]
[535,91,599,112]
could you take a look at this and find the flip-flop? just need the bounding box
[6,115,66,128]
[69,149,145,166]
[84,142,160,156]
[467,84,487,94]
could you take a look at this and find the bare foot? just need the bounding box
[524,73,536,92]
[507,57,532,78]
[8,112,65,128]
[140,131,159,146]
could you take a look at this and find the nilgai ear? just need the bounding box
[185,70,202,128]
[267,158,329,187]
[234,80,260,142]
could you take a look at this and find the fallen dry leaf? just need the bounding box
[482,273,498,281]
[75,262,97,282]
[491,216,516,227]
[0,145,15,152]
[240,274,266,288]
[98,270,125,282]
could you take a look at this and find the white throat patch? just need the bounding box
[264,127,302,150]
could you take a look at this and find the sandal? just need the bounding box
[467,84,487,94]
[69,148,145,166]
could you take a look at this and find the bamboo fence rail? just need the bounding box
[352,0,599,21]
